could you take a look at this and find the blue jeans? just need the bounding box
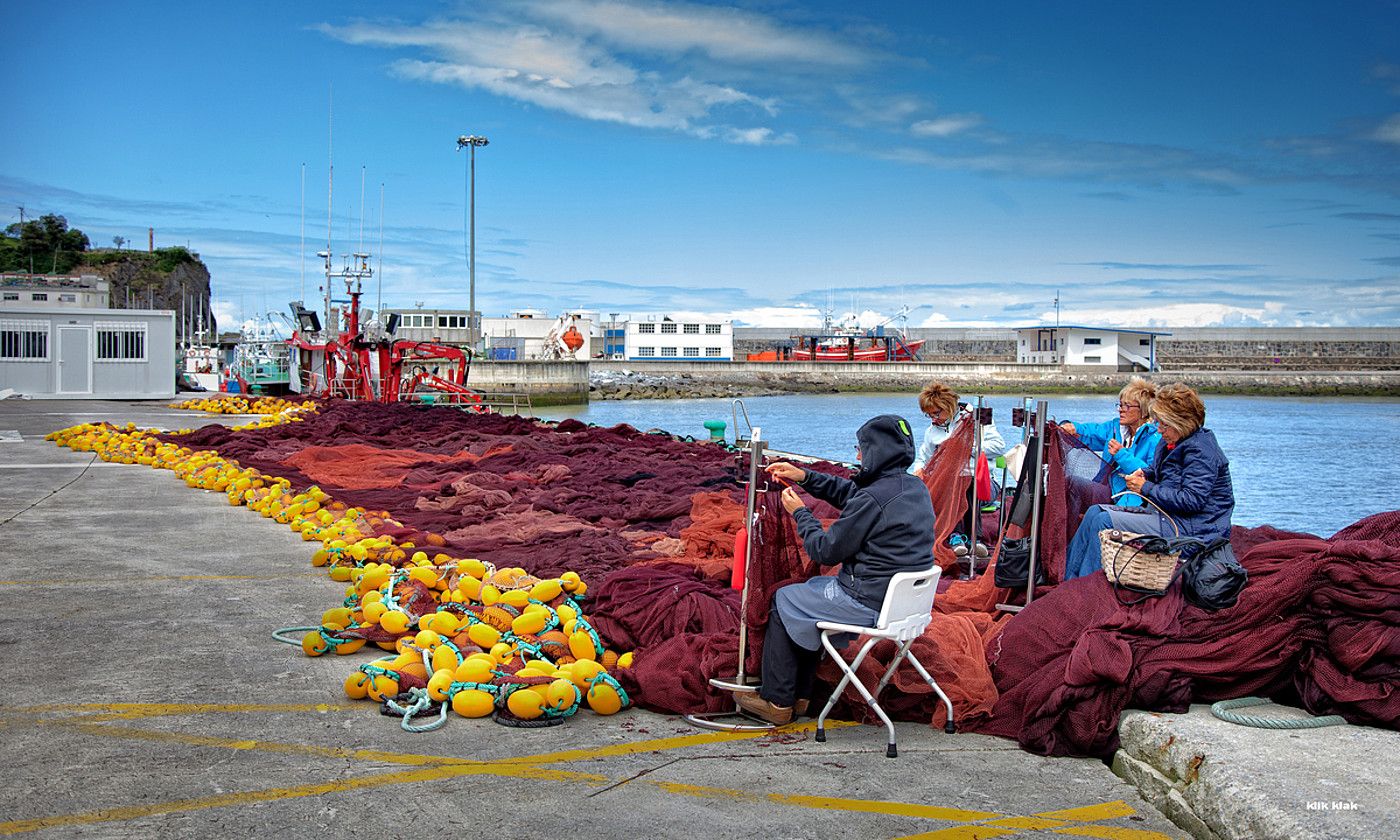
[1064,504,1175,580]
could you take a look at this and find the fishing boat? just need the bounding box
[791,335,926,361]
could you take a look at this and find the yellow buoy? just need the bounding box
[301,631,330,657]
[452,689,495,718]
[455,658,494,684]
[467,622,501,649]
[379,610,410,635]
[568,630,600,662]
[506,688,547,720]
[512,611,548,636]
[546,678,579,711]
[586,682,624,715]
[427,669,455,702]
[343,672,370,700]
[366,673,399,702]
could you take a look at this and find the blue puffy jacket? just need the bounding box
[1072,418,1163,505]
[793,414,937,610]
[1140,428,1234,543]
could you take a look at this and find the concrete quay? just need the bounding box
[1116,705,1400,840]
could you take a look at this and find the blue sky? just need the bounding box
[5,1,1400,330]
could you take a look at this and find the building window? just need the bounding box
[1083,337,1101,346]
[637,323,656,333]
[31,293,47,302]
[97,324,147,361]
[59,294,76,303]
[438,315,467,329]
[1140,338,1151,346]
[682,346,699,356]
[705,324,722,334]
[706,346,722,357]
[636,346,655,357]
[683,323,699,334]
[661,346,677,356]
[0,319,49,360]
[660,322,677,334]
[2,293,17,301]
[1083,355,1101,363]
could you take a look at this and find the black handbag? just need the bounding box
[1179,537,1248,610]
[994,536,1048,588]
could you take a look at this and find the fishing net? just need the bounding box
[93,398,1395,752]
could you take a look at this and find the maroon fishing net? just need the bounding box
[160,401,1399,753]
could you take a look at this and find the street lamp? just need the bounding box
[456,134,489,348]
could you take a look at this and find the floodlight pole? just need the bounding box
[457,134,489,348]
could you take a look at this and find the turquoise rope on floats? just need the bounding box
[586,672,631,710]
[383,687,449,733]
[271,625,346,651]
[1210,697,1347,729]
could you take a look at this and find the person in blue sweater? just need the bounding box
[1059,377,1162,507]
[1064,383,1235,580]
[734,415,936,725]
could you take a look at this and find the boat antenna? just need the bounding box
[299,162,306,305]
[325,83,334,336]
[358,165,366,260]
[1054,289,1060,329]
[377,182,385,315]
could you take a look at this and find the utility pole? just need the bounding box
[456,134,489,348]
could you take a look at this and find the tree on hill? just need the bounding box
[0,213,90,274]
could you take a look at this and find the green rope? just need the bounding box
[1210,697,1347,729]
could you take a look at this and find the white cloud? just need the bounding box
[1372,114,1400,145]
[319,4,850,145]
[910,114,983,138]
[1040,302,1302,328]
[519,0,872,66]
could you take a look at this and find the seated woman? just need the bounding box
[1063,383,1235,580]
[910,381,1005,476]
[1059,377,1162,507]
[734,415,936,725]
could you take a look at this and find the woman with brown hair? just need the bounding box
[1063,383,1235,580]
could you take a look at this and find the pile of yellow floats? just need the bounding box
[170,395,303,415]
[47,406,633,729]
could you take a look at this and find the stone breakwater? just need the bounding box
[590,368,1400,400]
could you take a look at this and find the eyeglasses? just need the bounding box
[1118,402,1139,411]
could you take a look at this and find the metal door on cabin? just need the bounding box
[58,326,92,394]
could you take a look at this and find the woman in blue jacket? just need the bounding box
[734,415,936,725]
[1059,377,1162,507]
[1064,383,1235,580]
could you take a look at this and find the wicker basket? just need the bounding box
[1098,493,1180,594]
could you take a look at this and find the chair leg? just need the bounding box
[817,634,882,747]
[905,652,956,734]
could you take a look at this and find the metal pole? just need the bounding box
[735,429,764,686]
[469,143,476,348]
[1025,399,1049,607]
[967,395,983,578]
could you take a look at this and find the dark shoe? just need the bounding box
[733,691,793,725]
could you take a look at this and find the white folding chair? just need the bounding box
[814,567,956,757]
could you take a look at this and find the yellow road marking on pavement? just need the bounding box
[4,702,1174,840]
[985,816,1072,829]
[0,761,605,836]
[0,572,324,586]
[1037,802,1138,822]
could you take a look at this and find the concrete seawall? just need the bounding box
[588,361,1400,400]
[463,360,1400,404]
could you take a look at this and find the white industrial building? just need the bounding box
[1,273,111,309]
[0,308,176,399]
[625,316,733,361]
[1015,325,1167,371]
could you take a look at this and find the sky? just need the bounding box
[4,0,1400,331]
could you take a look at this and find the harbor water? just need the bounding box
[537,393,1400,538]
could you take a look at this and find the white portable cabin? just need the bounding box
[0,308,176,399]
[1015,325,1167,371]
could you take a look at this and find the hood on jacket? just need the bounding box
[854,414,917,485]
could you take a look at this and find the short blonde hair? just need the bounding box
[918,381,959,420]
[1149,383,1205,437]
[1119,377,1156,416]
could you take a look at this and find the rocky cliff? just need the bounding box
[81,248,215,335]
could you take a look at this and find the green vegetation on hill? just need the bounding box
[81,246,197,274]
[0,214,90,275]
